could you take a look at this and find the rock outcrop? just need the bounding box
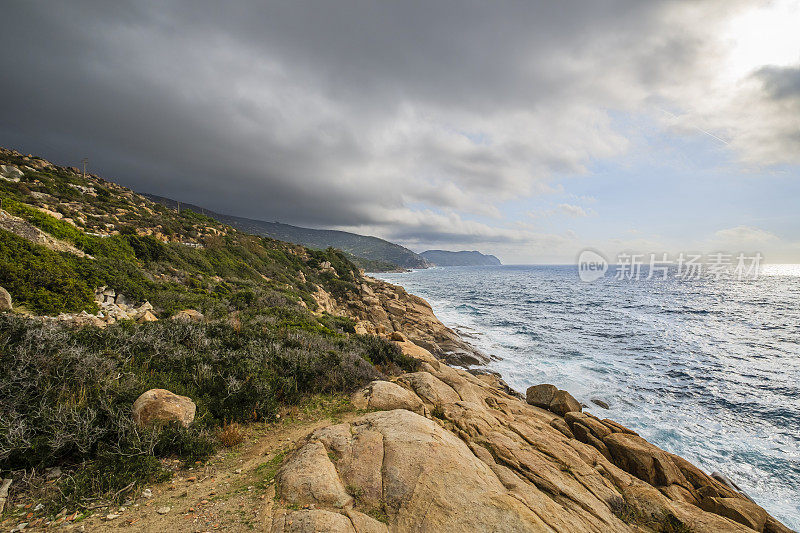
[350,380,425,415]
[0,164,24,181]
[0,286,12,311]
[318,276,491,366]
[272,341,791,533]
[172,309,204,322]
[45,288,156,327]
[132,389,196,428]
[526,383,582,416]
[0,209,89,257]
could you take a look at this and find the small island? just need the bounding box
[420,249,502,266]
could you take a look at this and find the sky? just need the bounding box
[1,0,799,263]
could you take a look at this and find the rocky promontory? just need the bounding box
[270,340,791,533]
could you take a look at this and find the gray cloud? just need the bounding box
[756,65,800,100]
[0,0,793,251]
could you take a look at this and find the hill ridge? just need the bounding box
[143,193,430,271]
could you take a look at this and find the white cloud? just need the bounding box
[713,225,780,245]
[557,203,592,218]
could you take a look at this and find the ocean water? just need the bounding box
[374,265,800,529]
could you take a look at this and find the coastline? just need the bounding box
[298,273,794,532]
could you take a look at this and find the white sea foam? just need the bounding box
[375,265,800,529]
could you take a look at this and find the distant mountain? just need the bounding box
[420,250,502,266]
[143,194,430,270]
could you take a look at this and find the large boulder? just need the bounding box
[279,410,546,532]
[270,365,791,533]
[351,381,424,414]
[132,389,196,427]
[525,383,557,408]
[549,389,582,416]
[0,286,12,311]
[526,384,582,416]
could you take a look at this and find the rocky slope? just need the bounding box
[271,341,792,533]
[308,276,492,367]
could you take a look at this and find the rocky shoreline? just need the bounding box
[273,279,793,533]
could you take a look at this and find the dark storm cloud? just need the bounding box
[756,65,800,101]
[0,0,789,248]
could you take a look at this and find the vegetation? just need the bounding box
[607,496,693,533]
[0,313,416,511]
[145,194,429,269]
[0,148,420,514]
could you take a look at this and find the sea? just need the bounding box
[373,264,800,529]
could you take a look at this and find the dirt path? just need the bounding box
[42,398,358,533]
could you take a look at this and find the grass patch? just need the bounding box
[607,496,693,533]
[365,503,390,524]
[255,451,286,488]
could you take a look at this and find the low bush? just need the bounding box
[0,312,414,510]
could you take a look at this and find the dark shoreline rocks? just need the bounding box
[526,383,582,416]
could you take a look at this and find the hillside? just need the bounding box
[144,194,429,271]
[421,249,502,266]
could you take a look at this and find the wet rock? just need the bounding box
[132,389,196,428]
[525,383,557,409]
[591,398,610,409]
